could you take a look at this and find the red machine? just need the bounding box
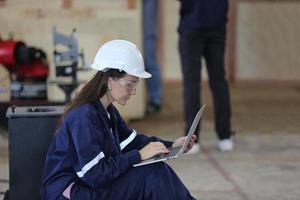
[0,36,49,100]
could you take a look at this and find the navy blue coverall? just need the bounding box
[41,100,196,200]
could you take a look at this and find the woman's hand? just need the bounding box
[139,142,170,160]
[172,135,197,152]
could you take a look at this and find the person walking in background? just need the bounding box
[142,0,162,114]
[178,0,234,153]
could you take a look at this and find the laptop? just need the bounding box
[133,104,206,167]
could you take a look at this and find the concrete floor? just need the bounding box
[1,83,300,200]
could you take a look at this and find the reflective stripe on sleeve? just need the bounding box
[76,151,105,178]
[120,130,137,150]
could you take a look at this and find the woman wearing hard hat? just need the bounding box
[41,40,197,200]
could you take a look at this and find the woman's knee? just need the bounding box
[145,162,174,183]
[153,162,172,173]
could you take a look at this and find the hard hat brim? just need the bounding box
[137,71,152,79]
[89,64,152,79]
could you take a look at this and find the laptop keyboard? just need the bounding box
[153,146,183,160]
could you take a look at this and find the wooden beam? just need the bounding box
[62,0,72,9]
[158,0,165,73]
[0,0,6,8]
[225,0,238,82]
[127,0,137,10]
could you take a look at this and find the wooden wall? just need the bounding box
[236,0,300,83]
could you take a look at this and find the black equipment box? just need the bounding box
[6,106,64,200]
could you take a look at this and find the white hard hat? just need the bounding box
[90,40,152,78]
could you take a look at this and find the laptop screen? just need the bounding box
[180,104,206,154]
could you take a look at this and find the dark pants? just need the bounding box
[178,28,232,140]
[59,162,196,200]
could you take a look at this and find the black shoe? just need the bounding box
[146,102,161,115]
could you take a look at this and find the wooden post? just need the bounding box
[158,0,164,73]
[127,0,137,10]
[225,0,238,82]
[0,0,6,8]
[62,0,72,9]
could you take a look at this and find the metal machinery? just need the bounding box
[0,35,49,100]
[50,27,89,103]
[0,28,88,126]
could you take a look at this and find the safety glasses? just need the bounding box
[114,78,139,92]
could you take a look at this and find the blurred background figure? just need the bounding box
[178,0,234,153]
[142,0,162,115]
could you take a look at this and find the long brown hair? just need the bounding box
[57,69,126,128]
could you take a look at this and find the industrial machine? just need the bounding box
[0,35,49,100]
[0,28,89,127]
[50,27,89,102]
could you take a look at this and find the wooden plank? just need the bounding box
[226,0,238,82]
[236,1,300,81]
[62,0,72,9]
[127,0,137,9]
[0,0,6,8]
[158,0,164,73]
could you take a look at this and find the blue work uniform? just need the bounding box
[41,100,196,200]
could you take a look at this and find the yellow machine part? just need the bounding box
[0,64,11,102]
